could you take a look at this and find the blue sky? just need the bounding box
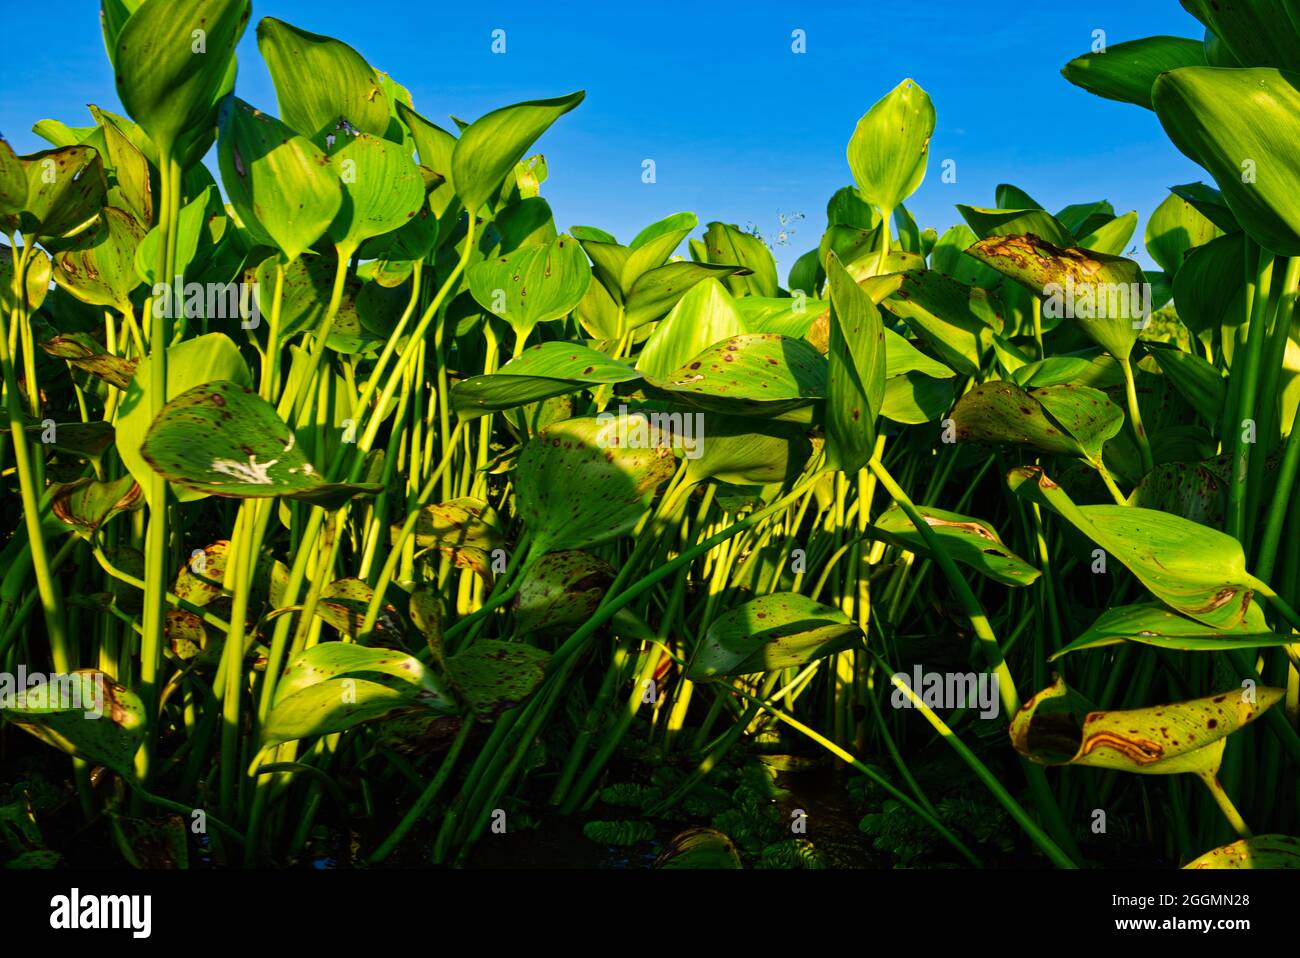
[1,1,1208,278]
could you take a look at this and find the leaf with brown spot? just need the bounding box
[1010,674,1283,776]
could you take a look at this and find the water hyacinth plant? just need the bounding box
[1,0,1299,874]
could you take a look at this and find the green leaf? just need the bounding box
[966,234,1146,360]
[950,381,1122,464]
[1185,835,1300,869]
[1170,181,1240,233]
[635,278,748,380]
[140,380,382,508]
[846,79,935,215]
[703,221,778,298]
[0,670,145,777]
[50,475,143,535]
[655,828,743,869]
[515,416,676,553]
[1171,232,1244,334]
[1008,466,1262,629]
[328,133,425,256]
[1153,66,1300,255]
[451,92,584,214]
[1145,191,1220,277]
[1,246,52,317]
[452,341,639,418]
[647,333,826,415]
[40,332,135,391]
[446,641,551,719]
[872,503,1041,587]
[622,261,749,329]
[1050,603,1290,660]
[823,252,885,473]
[256,17,390,146]
[117,332,250,503]
[1076,210,1138,255]
[467,233,591,338]
[931,224,1002,288]
[217,97,342,262]
[264,642,454,746]
[1181,0,1300,72]
[114,0,249,160]
[957,205,1074,247]
[1010,675,1283,775]
[513,550,613,633]
[0,139,27,218]
[134,184,212,285]
[13,146,107,239]
[1062,36,1205,110]
[678,411,812,487]
[1150,347,1226,423]
[315,578,406,643]
[880,269,1000,377]
[623,211,696,287]
[410,497,505,552]
[89,118,153,227]
[51,207,144,312]
[688,593,858,680]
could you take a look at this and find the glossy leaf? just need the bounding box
[846,79,934,215]
[452,342,640,418]
[264,642,455,746]
[217,97,342,262]
[823,252,885,473]
[467,233,591,337]
[1185,835,1300,869]
[141,380,382,508]
[114,0,248,159]
[1062,36,1205,110]
[257,17,390,146]
[451,92,584,214]
[0,670,145,777]
[872,503,1041,587]
[1010,674,1282,775]
[1050,603,1290,660]
[688,593,858,680]
[1153,67,1300,255]
[1009,466,1263,629]
[515,416,676,553]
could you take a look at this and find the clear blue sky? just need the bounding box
[0,1,1207,278]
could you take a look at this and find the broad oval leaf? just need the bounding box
[452,92,584,214]
[513,550,613,633]
[872,503,1040,587]
[688,593,859,680]
[648,333,826,414]
[949,381,1122,464]
[1153,67,1300,255]
[446,641,550,719]
[1010,675,1282,775]
[217,97,342,262]
[966,234,1146,360]
[51,207,143,312]
[635,278,748,380]
[257,17,390,146]
[117,332,250,503]
[452,342,639,419]
[0,670,145,777]
[846,79,934,215]
[114,0,249,159]
[467,233,591,337]
[328,133,425,255]
[1144,191,1220,277]
[264,642,454,746]
[1009,466,1261,629]
[515,416,676,553]
[1062,36,1205,110]
[141,380,382,508]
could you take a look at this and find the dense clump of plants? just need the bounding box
[3,0,1300,869]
